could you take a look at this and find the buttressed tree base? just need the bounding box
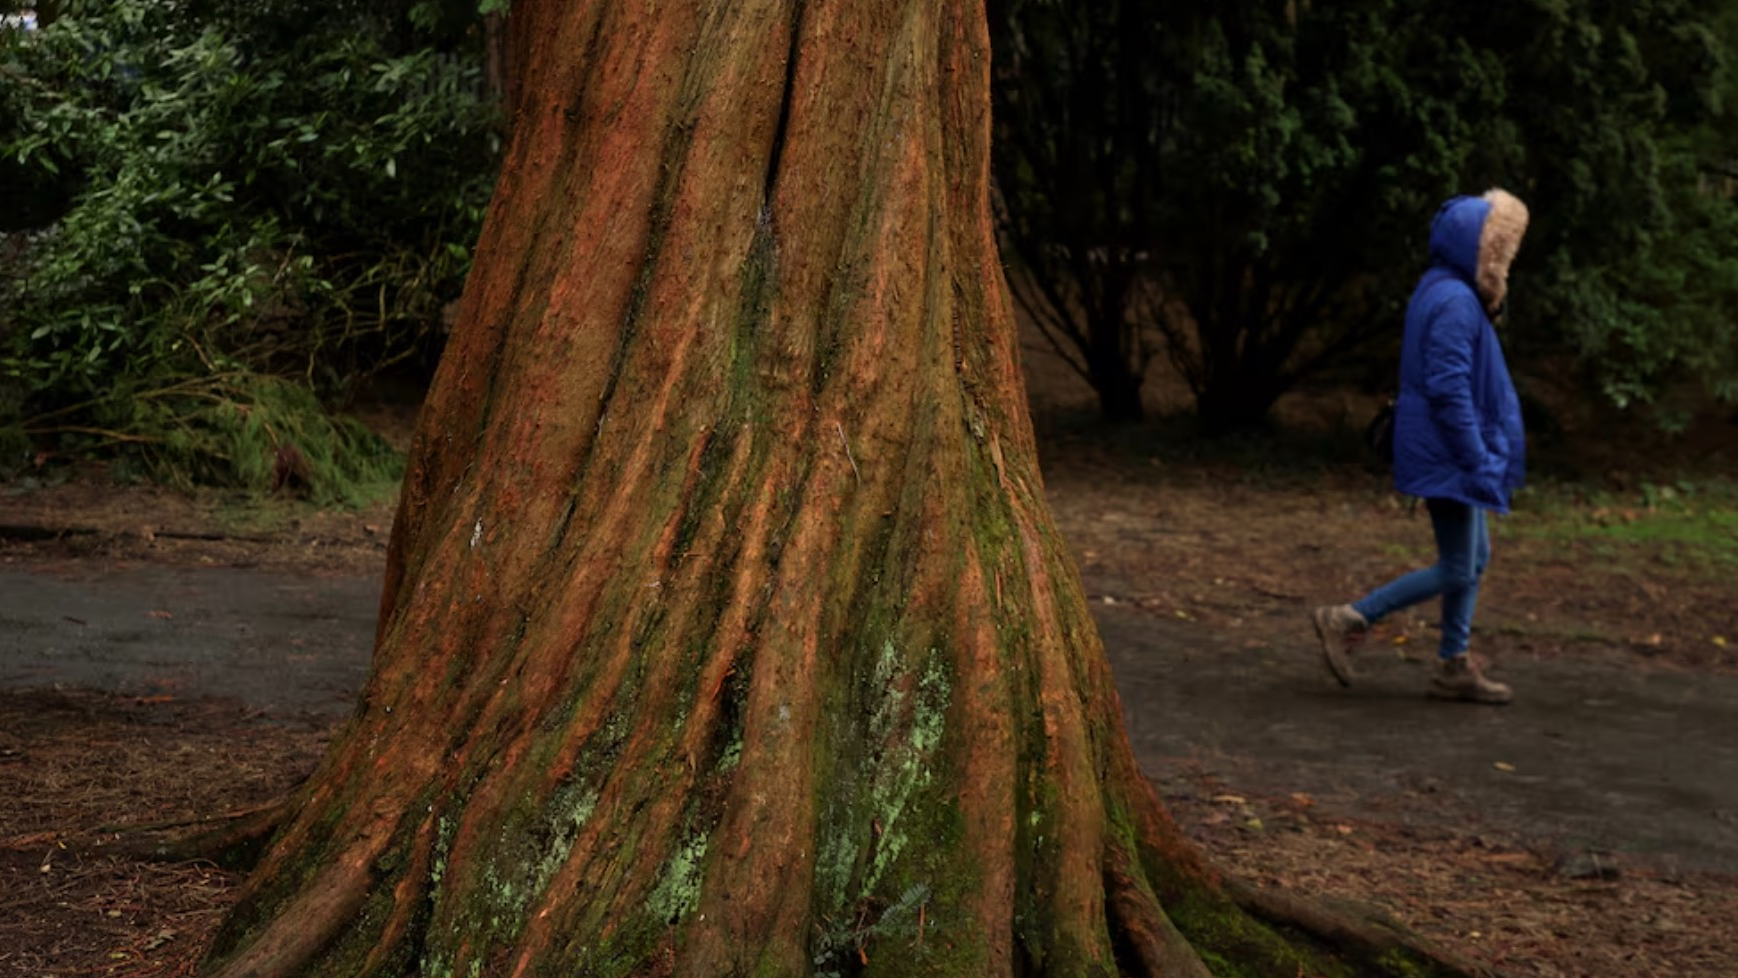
[201,2,1493,975]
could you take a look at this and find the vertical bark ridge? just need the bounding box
[948,544,1020,974]
[379,0,618,640]
[354,810,439,977]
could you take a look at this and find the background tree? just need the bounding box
[1468,0,1738,424]
[992,0,1737,432]
[988,0,1171,424]
[199,1,1482,976]
[993,0,1502,431]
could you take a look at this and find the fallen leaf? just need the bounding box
[1289,792,1315,808]
[1211,794,1247,806]
[147,610,174,620]
[1714,636,1729,648]
[1494,762,1516,773]
[1334,824,1354,835]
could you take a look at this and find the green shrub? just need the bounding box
[0,0,499,496]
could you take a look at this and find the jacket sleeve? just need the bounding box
[1421,294,1489,473]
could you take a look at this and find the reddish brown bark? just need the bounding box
[200,3,1484,977]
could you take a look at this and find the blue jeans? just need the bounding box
[1352,498,1490,659]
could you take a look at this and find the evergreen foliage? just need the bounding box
[0,0,499,494]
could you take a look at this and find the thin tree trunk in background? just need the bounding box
[197,2,1484,976]
[483,10,512,109]
[1086,327,1147,424]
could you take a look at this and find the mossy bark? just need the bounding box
[201,3,1492,977]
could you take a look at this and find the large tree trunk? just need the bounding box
[200,3,1479,977]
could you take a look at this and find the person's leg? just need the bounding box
[1428,500,1483,659]
[1431,507,1512,703]
[1351,498,1478,626]
[1314,498,1475,686]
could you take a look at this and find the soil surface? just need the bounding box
[0,563,375,718]
[5,559,1735,874]
[1102,608,1738,871]
[3,444,1737,977]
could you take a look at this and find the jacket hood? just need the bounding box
[1428,189,1530,312]
[1428,196,1490,289]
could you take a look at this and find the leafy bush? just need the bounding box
[0,0,499,497]
[1479,0,1738,428]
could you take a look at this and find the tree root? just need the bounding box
[88,796,296,870]
[1223,875,1514,978]
[1105,844,1215,978]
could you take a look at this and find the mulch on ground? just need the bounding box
[1162,768,1738,978]
[0,478,393,577]
[3,688,1735,978]
[0,691,328,978]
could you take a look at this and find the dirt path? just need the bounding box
[3,556,1735,874]
[0,563,375,718]
[1095,604,1738,873]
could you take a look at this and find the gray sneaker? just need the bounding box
[1430,654,1513,705]
[1310,604,1367,687]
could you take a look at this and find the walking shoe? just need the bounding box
[1310,604,1367,687]
[1430,654,1512,705]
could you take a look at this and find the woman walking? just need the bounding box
[1313,190,1529,704]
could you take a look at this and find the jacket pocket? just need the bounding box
[1486,428,1509,466]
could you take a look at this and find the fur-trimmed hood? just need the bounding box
[1427,189,1529,312]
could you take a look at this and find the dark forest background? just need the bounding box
[3,0,1735,497]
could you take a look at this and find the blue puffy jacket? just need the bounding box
[1392,196,1526,512]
